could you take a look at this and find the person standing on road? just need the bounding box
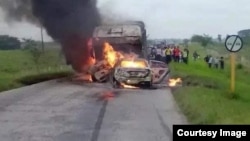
[174,46,180,62]
[155,46,162,61]
[170,46,174,61]
[172,46,176,62]
[151,47,156,56]
[165,46,172,64]
[161,47,166,62]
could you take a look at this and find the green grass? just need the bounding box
[205,42,250,66]
[0,47,73,92]
[16,71,73,85]
[171,43,250,124]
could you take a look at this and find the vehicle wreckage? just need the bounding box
[85,21,170,88]
[88,54,170,88]
[91,21,148,60]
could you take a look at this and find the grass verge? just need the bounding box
[16,71,73,86]
[170,44,250,124]
[0,48,73,92]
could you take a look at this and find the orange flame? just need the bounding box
[103,42,124,67]
[121,83,138,89]
[102,42,139,68]
[120,60,147,68]
[168,78,182,87]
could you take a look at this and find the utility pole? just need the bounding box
[40,26,45,53]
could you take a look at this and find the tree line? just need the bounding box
[0,35,21,50]
[190,34,250,47]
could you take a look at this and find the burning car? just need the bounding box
[110,58,153,88]
[108,58,170,88]
[88,41,170,88]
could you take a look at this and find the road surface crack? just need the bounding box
[90,100,108,141]
[155,108,173,140]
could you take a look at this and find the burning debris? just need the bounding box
[168,78,182,87]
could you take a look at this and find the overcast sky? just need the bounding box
[0,0,250,41]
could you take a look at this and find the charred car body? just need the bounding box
[110,58,170,88]
[110,58,153,88]
[89,58,170,88]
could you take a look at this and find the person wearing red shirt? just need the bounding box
[173,46,176,62]
[174,46,180,62]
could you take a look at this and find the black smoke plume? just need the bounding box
[0,0,36,23]
[0,0,101,73]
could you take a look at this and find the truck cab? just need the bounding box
[91,21,147,61]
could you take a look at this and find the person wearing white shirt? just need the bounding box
[208,56,214,68]
[214,57,219,68]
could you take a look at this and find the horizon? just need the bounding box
[1,0,250,41]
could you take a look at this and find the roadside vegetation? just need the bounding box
[2,34,250,124]
[0,36,73,92]
[170,38,250,124]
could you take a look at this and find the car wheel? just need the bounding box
[112,77,121,88]
[91,75,97,82]
[142,81,152,88]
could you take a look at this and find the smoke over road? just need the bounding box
[0,0,101,73]
[0,0,36,23]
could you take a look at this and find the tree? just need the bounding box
[0,35,21,50]
[23,39,43,72]
[191,34,212,47]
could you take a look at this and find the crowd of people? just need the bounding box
[150,45,190,64]
[149,44,225,70]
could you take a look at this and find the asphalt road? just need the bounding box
[0,79,187,141]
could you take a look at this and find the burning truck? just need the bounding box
[72,21,170,88]
[88,41,170,88]
[91,21,147,60]
[88,21,147,82]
